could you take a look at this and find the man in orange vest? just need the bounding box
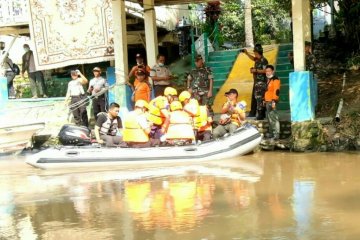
[264,65,280,140]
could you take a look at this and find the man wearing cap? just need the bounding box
[133,68,150,103]
[128,53,151,89]
[0,41,16,98]
[186,55,214,108]
[150,54,174,97]
[243,44,268,120]
[65,69,89,127]
[88,67,108,121]
[21,44,47,98]
[213,88,246,139]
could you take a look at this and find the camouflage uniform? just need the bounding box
[253,56,268,119]
[305,53,316,72]
[187,66,214,107]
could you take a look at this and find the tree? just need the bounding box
[244,0,254,47]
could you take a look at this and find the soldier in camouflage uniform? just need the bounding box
[305,41,316,72]
[187,55,214,111]
[244,44,268,120]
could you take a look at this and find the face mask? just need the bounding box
[136,61,143,65]
[24,48,30,52]
[266,74,273,79]
[158,63,164,67]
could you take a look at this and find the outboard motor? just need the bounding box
[58,124,91,146]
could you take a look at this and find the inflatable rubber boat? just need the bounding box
[26,124,261,170]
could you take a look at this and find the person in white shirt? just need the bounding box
[87,67,108,120]
[65,70,89,127]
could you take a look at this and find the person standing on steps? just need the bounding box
[264,65,280,140]
[243,44,268,120]
[21,44,47,98]
[186,55,214,113]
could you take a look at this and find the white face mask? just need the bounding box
[24,48,30,52]
[158,63,164,67]
[266,74,273,79]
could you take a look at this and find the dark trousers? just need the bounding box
[249,82,257,116]
[92,96,107,120]
[70,96,88,127]
[6,71,15,98]
[153,85,168,97]
[29,71,46,97]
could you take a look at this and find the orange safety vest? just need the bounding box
[123,111,149,143]
[166,111,195,140]
[264,76,281,102]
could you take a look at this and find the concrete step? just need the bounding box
[210,66,232,73]
[279,44,293,51]
[207,60,235,68]
[213,72,229,80]
[278,51,292,57]
[277,56,291,65]
[209,49,240,57]
[277,102,290,110]
[276,63,294,71]
[209,55,238,62]
[277,70,291,78]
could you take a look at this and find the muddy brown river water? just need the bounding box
[0,151,359,240]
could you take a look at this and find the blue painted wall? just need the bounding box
[289,71,317,122]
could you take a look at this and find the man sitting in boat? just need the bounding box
[94,102,123,147]
[179,90,213,141]
[213,89,246,139]
[165,101,195,145]
[147,87,177,140]
[123,100,160,148]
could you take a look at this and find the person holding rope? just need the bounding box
[87,67,108,121]
[65,70,89,127]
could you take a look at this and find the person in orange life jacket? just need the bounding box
[123,100,161,148]
[94,102,123,147]
[179,90,213,141]
[132,68,151,103]
[165,101,195,145]
[87,67,108,121]
[65,70,89,127]
[264,65,280,140]
[212,89,246,139]
[147,87,177,140]
[128,53,151,90]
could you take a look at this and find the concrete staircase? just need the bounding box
[276,44,293,111]
[206,50,240,94]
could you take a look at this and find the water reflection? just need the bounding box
[1,152,360,239]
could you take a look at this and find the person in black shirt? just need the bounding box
[94,102,123,147]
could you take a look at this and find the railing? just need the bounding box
[190,20,220,66]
